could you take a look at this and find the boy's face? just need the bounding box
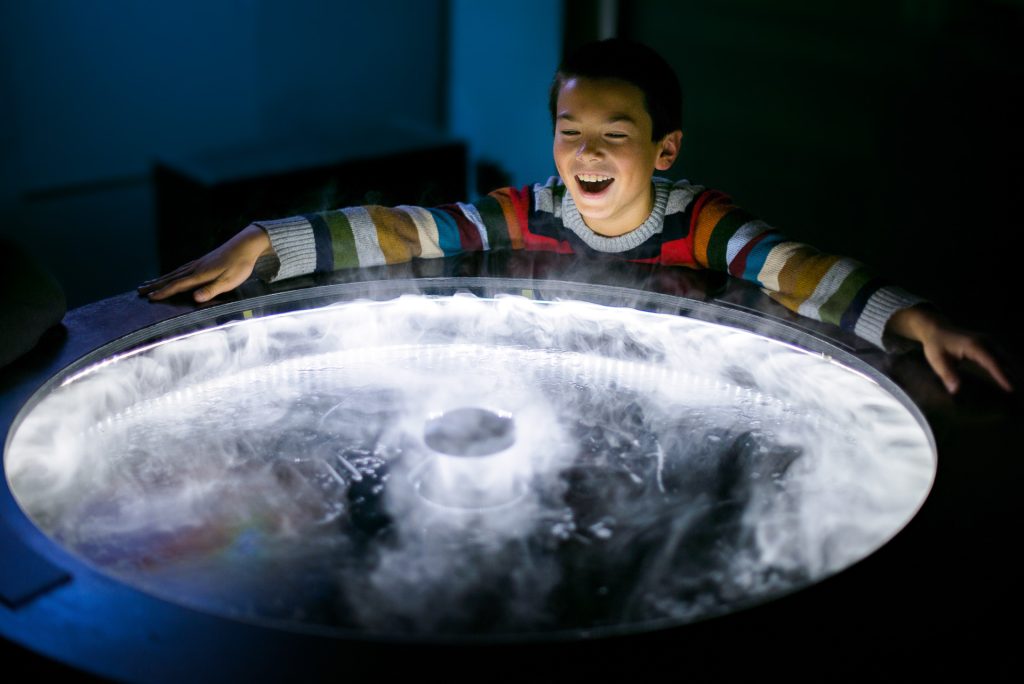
[553,77,681,236]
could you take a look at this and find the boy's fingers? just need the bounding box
[193,269,248,303]
[146,281,189,301]
[138,268,198,294]
[964,344,1014,392]
[138,278,175,294]
[924,346,961,394]
[140,249,258,302]
[923,334,1015,394]
[193,280,227,303]
[147,269,221,301]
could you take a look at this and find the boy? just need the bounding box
[139,39,1011,395]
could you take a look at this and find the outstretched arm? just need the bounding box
[138,224,272,303]
[686,188,1013,393]
[138,188,531,303]
[887,305,1013,394]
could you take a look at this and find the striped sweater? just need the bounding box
[253,176,922,349]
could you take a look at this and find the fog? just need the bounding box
[5,292,935,636]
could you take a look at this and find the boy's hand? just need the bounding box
[137,225,272,303]
[887,306,1013,394]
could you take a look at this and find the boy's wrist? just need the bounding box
[887,304,943,342]
[239,224,273,257]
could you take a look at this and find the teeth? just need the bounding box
[577,174,612,183]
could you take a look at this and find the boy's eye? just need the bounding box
[560,130,580,136]
[605,133,628,139]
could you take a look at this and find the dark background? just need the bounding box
[1,0,1020,333]
[613,0,1023,343]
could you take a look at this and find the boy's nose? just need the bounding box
[576,140,603,161]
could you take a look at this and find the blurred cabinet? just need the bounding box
[153,125,467,272]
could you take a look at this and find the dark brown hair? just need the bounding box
[549,39,683,141]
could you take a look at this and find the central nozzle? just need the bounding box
[424,407,515,457]
[412,407,527,510]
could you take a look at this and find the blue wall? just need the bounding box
[1,0,447,192]
[0,0,447,305]
[448,0,564,194]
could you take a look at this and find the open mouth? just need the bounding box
[576,174,614,194]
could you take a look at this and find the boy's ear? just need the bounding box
[654,130,683,171]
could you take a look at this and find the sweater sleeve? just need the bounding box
[688,190,925,350]
[250,188,532,283]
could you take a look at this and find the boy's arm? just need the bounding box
[139,191,527,302]
[688,190,1013,393]
[689,190,917,349]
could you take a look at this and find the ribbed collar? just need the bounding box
[560,178,672,252]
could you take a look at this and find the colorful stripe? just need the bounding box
[341,207,386,267]
[396,205,445,259]
[303,213,336,273]
[725,220,770,266]
[321,210,359,270]
[757,241,806,292]
[740,232,789,284]
[510,185,533,245]
[777,249,842,306]
[447,205,483,252]
[367,205,421,263]
[456,202,491,251]
[840,277,883,331]
[426,207,463,255]
[688,188,718,233]
[691,191,732,267]
[705,208,757,271]
[819,266,875,326]
[473,194,512,251]
[659,236,694,266]
[797,258,859,320]
[488,189,524,249]
[729,230,773,281]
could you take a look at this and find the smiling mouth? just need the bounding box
[576,174,614,194]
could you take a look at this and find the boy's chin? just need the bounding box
[574,205,618,231]
[572,195,615,221]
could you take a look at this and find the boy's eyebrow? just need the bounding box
[557,113,639,126]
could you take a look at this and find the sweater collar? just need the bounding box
[560,178,671,253]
